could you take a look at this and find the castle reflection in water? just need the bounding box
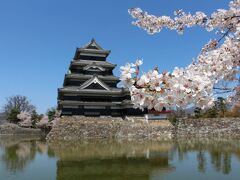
[0,136,240,180]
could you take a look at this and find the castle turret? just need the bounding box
[58,39,146,116]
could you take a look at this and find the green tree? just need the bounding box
[216,97,227,117]
[204,106,218,118]
[3,95,36,123]
[46,107,56,121]
[31,110,41,127]
[194,107,202,118]
[7,108,20,123]
[31,110,39,121]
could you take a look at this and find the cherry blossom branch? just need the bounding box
[128,2,240,34]
[120,0,240,111]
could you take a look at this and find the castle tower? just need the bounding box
[58,39,145,116]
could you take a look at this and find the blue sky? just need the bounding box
[0,0,229,114]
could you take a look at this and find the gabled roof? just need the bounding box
[71,60,116,68]
[66,74,120,81]
[74,39,111,60]
[83,63,106,71]
[79,75,110,90]
[83,38,104,50]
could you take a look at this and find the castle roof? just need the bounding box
[71,60,116,68]
[74,39,111,60]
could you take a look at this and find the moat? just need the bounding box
[1,136,240,180]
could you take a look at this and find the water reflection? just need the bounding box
[49,141,175,180]
[0,137,240,180]
[0,136,54,173]
[176,138,240,175]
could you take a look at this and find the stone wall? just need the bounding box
[0,112,6,125]
[0,123,45,136]
[176,118,240,138]
[46,116,174,141]
[47,117,240,141]
[5,117,239,140]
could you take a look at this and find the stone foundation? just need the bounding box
[0,123,45,136]
[46,116,174,141]
[176,117,240,138]
[47,117,240,141]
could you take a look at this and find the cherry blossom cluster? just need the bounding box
[36,115,60,128]
[36,115,49,128]
[121,0,240,111]
[17,111,59,128]
[128,0,240,34]
[17,111,33,127]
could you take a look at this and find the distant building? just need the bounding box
[58,39,146,117]
[146,109,172,120]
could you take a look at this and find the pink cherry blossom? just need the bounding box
[17,111,33,127]
[36,115,49,128]
[121,0,240,111]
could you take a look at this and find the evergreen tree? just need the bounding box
[46,107,56,121]
[216,97,227,117]
[194,107,202,118]
[7,108,20,123]
[204,106,218,118]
